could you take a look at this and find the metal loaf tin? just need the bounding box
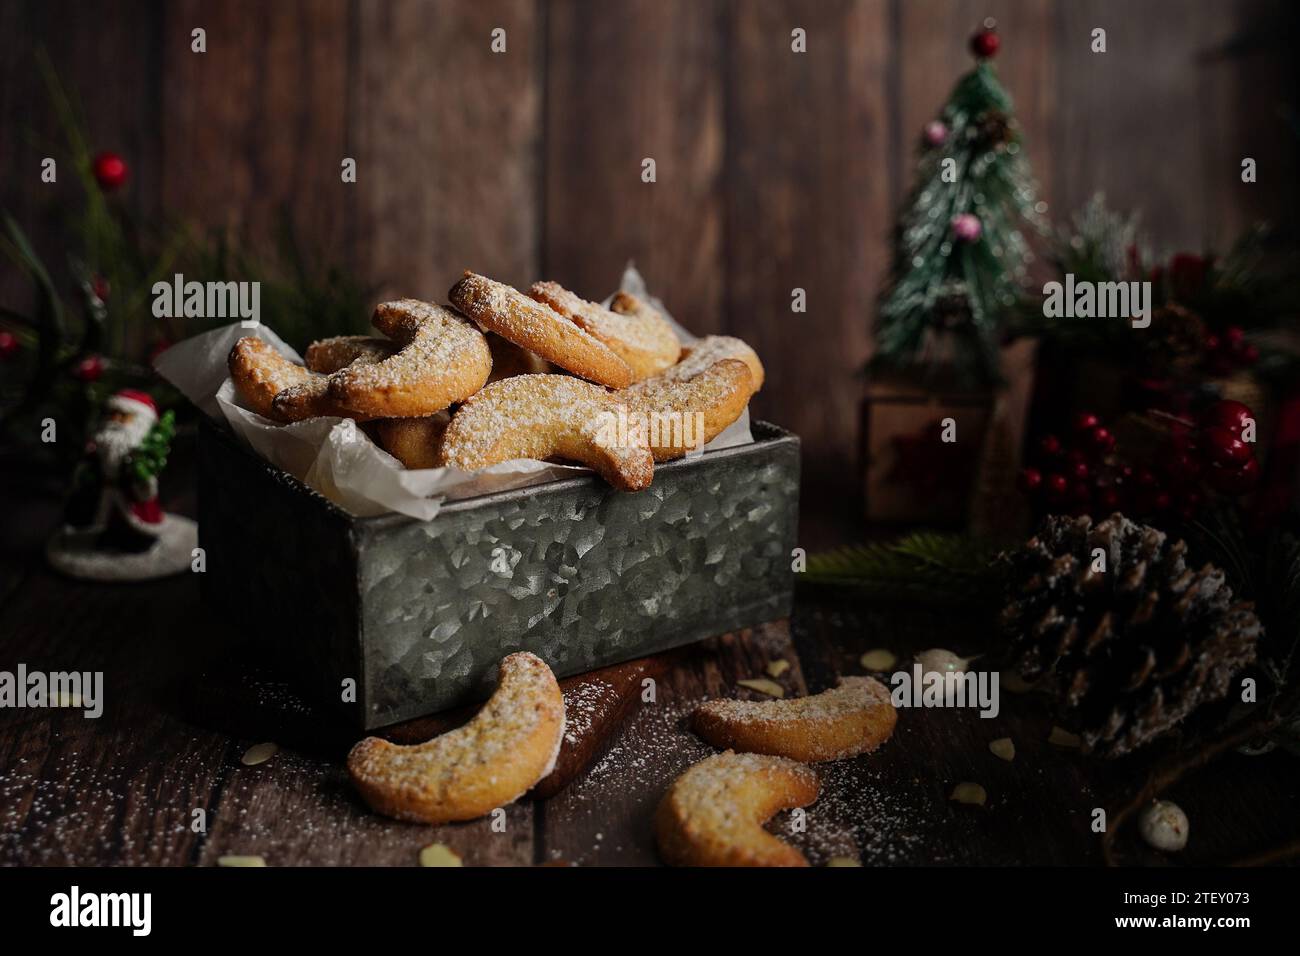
[197,419,800,729]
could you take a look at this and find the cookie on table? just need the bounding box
[691,676,897,763]
[347,652,565,825]
[655,751,820,867]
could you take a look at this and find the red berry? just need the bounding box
[73,354,103,382]
[1045,473,1069,498]
[1201,426,1252,466]
[1018,467,1043,493]
[1153,491,1173,511]
[1240,343,1260,365]
[92,151,128,191]
[1070,459,1090,481]
[1207,456,1260,495]
[1073,412,1101,433]
[1038,434,1063,458]
[1203,334,1221,353]
[1096,487,1121,512]
[1087,426,1116,455]
[970,27,1000,59]
[1224,326,1245,348]
[0,330,17,360]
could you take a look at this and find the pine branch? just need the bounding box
[801,533,1003,605]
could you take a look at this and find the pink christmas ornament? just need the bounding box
[951,213,982,242]
[924,121,948,146]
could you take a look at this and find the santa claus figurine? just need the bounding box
[64,389,175,553]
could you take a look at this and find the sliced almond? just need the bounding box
[419,843,463,867]
[989,737,1015,762]
[737,678,785,698]
[859,649,897,672]
[1048,726,1082,748]
[217,855,266,867]
[766,659,791,679]
[241,742,278,766]
[825,856,862,867]
[949,782,987,806]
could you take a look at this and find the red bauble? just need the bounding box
[970,27,1000,59]
[0,330,18,360]
[73,354,103,382]
[1207,456,1260,495]
[1203,399,1253,435]
[1073,411,1101,433]
[92,152,128,191]
[1018,467,1043,493]
[1200,426,1252,466]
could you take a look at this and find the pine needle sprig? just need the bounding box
[801,532,1002,605]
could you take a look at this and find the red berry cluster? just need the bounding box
[1019,401,1260,521]
[1203,325,1258,376]
[1194,400,1260,494]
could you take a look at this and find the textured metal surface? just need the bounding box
[198,420,800,729]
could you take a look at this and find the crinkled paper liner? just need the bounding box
[154,264,753,520]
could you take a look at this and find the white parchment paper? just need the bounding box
[154,265,754,520]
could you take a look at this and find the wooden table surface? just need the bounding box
[2,459,1297,867]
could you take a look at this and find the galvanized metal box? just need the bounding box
[197,419,800,729]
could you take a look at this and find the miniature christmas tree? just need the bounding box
[874,21,1045,383]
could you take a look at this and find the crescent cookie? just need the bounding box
[372,413,450,470]
[449,272,634,388]
[347,652,565,824]
[227,336,317,420]
[327,299,491,418]
[303,335,396,374]
[530,282,680,382]
[655,751,820,867]
[617,359,753,461]
[273,336,397,422]
[669,335,765,393]
[691,676,898,763]
[438,374,653,491]
[485,331,550,382]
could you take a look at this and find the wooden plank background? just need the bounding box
[2,0,1296,497]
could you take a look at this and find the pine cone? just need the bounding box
[999,513,1261,756]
